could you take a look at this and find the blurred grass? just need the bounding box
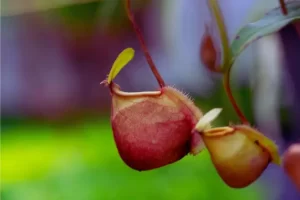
[1,110,264,200]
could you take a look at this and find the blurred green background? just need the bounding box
[2,116,263,200]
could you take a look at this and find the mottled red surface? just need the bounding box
[111,100,197,171]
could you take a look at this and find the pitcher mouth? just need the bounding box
[202,127,235,137]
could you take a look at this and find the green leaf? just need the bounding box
[230,1,300,65]
[107,48,135,84]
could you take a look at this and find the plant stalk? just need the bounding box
[279,0,288,15]
[125,0,165,88]
[207,0,231,70]
[223,67,249,125]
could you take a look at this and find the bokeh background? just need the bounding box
[1,0,300,200]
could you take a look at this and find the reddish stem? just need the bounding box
[279,0,288,15]
[223,67,249,125]
[125,0,165,88]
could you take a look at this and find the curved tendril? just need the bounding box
[207,0,249,124]
[207,0,231,71]
[279,0,288,15]
[223,66,249,125]
[125,0,165,88]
